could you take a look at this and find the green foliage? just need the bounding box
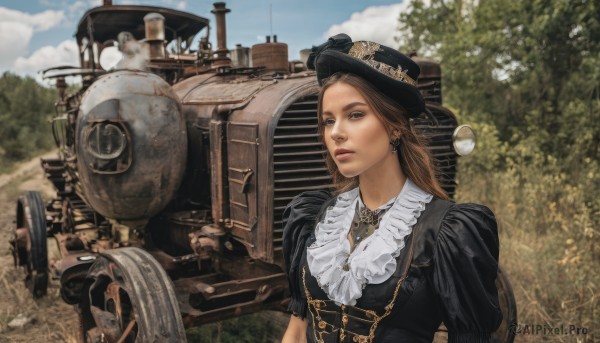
[399,0,600,337]
[186,313,285,343]
[399,0,600,156]
[0,72,56,170]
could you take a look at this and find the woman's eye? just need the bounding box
[349,111,365,119]
[322,118,335,126]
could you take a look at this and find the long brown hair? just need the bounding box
[317,73,448,200]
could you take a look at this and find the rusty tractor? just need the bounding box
[9,1,516,342]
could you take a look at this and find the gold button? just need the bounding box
[342,314,348,326]
[318,320,326,329]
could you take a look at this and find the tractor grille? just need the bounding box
[272,95,332,252]
[412,107,459,198]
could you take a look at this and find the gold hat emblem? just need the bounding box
[348,41,381,61]
[347,41,417,86]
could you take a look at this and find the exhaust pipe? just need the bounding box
[211,2,231,68]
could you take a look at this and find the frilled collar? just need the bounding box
[306,178,433,306]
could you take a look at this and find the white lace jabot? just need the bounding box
[306,178,433,306]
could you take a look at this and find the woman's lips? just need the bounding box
[334,149,354,161]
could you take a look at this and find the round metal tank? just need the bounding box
[251,42,288,73]
[76,70,187,220]
[231,44,250,68]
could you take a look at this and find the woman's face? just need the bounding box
[321,82,396,178]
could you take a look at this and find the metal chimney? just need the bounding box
[211,2,231,68]
[144,13,166,59]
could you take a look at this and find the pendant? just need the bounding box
[358,206,381,226]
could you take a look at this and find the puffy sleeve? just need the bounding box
[432,203,503,342]
[282,190,332,318]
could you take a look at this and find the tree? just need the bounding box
[0,72,56,168]
[398,0,600,162]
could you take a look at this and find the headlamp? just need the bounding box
[86,123,126,159]
[452,125,476,156]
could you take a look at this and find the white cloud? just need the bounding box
[0,7,64,32]
[0,6,66,74]
[324,3,408,48]
[0,22,34,69]
[13,40,79,84]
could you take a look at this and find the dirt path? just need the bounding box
[0,153,79,342]
[0,151,58,190]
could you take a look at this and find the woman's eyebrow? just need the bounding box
[322,102,368,116]
[342,102,368,111]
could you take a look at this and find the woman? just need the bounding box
[281,34,502,343]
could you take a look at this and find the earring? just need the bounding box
[390,137,400,153]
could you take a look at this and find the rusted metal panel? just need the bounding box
[227,122,259,255]
[180,76,322,263]
[210,120,228,225]
[182,79,277,105]
[226,77,321,263]
[172,261,289,326]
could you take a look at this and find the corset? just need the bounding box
[302,267,408,343]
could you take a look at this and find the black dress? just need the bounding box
[282,190,503,343]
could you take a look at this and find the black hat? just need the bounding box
[307,33,425,117]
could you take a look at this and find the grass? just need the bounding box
[455,124,599,343]
[186,312,287,343]
[0,264,80,342]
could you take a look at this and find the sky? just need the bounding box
[0,0,410,86]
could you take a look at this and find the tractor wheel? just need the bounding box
[11,191,49,298]
[79,247,187,343]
